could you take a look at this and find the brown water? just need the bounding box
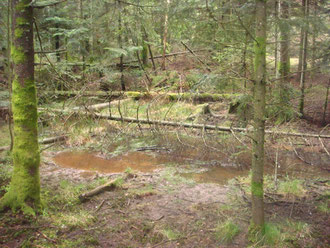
[52,151,169,173]
[52,151,329,185]
[181,167,249,185]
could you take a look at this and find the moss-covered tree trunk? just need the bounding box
[250,0,267,236]
[0,0,41,215]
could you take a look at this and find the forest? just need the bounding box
[0,0,329,247]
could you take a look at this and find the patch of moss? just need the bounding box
[14,28,24,38]
[11,45,26,64]
[16,17,28,26]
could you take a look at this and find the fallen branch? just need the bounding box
[92,114,330,139]
[79,179,121,202]
[181,41,211,72]
[46,109,330,139]
[71,98,130,112]
[32,0,67,8]
[319,137,330,157]
[0,135,67,152]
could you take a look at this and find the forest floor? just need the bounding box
[0,109,329,247]
[0,55,330,247]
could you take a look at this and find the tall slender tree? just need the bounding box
[0,0,41,215]
[162,0,170,70]
[250,0,267,236]
[299,0,309,116]
[278,0,291,120]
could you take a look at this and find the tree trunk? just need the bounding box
[0,0,41,215]
[299,0,309,117]
[141,28,149,66]
[322,79,329,126]
[79,0,86,75]
[162,0,170,70]
[298,0,305,77]
[311,0,317,80]
[274,0,280,80]
[278,0,290,110]
[54,5,60,62]
[250,0,267,236]
[117,0,125,91]
[7,0,14,151]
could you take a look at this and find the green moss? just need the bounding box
[126,91,144,99]
[16,1,28,11]
[254,37,266,75]
[16,17,28,26]
[0,77,41,215]
[14,28,24,38]
[251,181,263,197]
[11,45,26,64]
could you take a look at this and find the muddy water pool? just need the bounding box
[52,151,329,185]
[52,151,169,173]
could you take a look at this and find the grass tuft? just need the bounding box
[215,219,240,243]
[278,178,305,198]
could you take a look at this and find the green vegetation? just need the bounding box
[161,227,182,240]
[278,178,305,198]
[215,219,240,243]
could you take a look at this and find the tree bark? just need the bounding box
[322,80,329,126]
[250,0,267,235]
[297,0,305,77]
[311,0,317,80]
[162,0,170,70]
[0,0,41,215]
[141,27,149,66]
[118,0,125,91]
[274,0,280,80]
[54,5,60,62]
[278,0,290,110]
[299,0,309,117]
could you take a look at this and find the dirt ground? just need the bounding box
[1,134,329,248]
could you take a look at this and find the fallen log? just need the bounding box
[44,91,237,103]
[47,106,330,139]
[71,98,131,112]
[92,114,330,139]
[79,178,121,202]
[0,135,67,152]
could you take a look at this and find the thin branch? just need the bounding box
[31,0,67,8]
[117,0,156,8]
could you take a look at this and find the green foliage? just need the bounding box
[215,219,240,243]
[104,46,143,58]
[267,86,298,124]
